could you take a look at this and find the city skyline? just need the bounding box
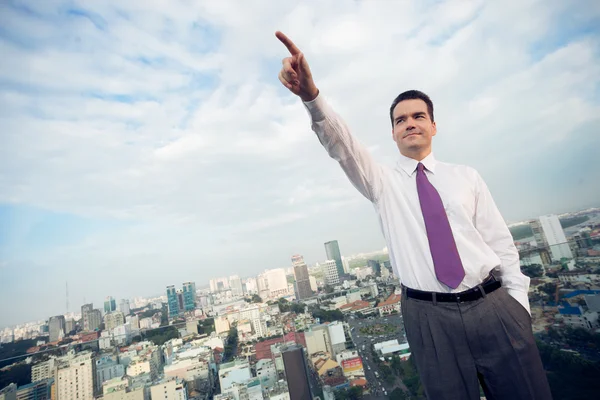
[2,1,600,327]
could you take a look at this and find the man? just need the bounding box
[275,31,553,400]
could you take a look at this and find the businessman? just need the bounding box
[276,31,552,400]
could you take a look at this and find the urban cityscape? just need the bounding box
[1,208,600,400]
[2,1,600,400]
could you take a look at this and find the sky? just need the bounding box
[1,0,600,327]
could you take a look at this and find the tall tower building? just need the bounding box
[81,303,93,331]
[324,240,344,278]
[56,352,94,400]
[228,275,243,297]
[88,309,102,331]
[48,315,66,342]
[538,215,574,262]
[292,255,313,300]
[104,297,116,313]
[182,282,197,311]
[119,299,131,316]
[282,344,313,400]
[166,286,180,318]
[323,260,340,287]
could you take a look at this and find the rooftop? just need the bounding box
[377,293,401,307]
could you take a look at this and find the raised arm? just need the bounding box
[276,31,383,202]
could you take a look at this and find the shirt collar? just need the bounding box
[396,152,437,176]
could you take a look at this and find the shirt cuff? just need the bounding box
[507,288,531,316]
[303,92,327,122]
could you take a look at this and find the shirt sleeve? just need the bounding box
[303,93,383,203]
[473,171,531,315]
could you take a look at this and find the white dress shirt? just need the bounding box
[303,94,531,315]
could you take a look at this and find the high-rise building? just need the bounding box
[538,215,574,262]
[182,282,196,311]
[323,260,340,287]
[119,299,131,316]
[324,240,344,278]
[48,315,66,342]
[166,286,180,318]
[209,277,229,293]
[95,354,125,394]
[228,276,243,297]
[32,358,56,383]
[81,304,94,332]
[367,260,381,276]
[264,269,288,298]
[292,255,313,300]
[15,378,53,400]
[282,345,313,400]
[104,311,125,331]
[65,319,75,334]
[104,297,116,313]
[243,277,257,295]
[56,352,94,400]
[87,309,102,332]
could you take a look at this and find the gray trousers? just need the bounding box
[400,285,553,400]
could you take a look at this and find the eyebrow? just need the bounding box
[394,111,426,123]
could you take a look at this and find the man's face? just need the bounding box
[391,99,437,159]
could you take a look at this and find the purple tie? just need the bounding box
[416,162,465,289]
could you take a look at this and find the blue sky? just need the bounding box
[1,0,600,327]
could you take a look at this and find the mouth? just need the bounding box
[403,132,421,139]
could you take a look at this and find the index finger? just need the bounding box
[275,31,301,55]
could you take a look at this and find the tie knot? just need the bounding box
[417,162,425,172]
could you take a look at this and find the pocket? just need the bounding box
[502,290,532,331]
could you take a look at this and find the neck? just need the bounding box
[401,148,431,161]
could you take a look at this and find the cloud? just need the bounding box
[1,0,600,326]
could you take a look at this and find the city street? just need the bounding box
[346,314,408,398]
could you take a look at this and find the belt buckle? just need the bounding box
[455,294,461,303]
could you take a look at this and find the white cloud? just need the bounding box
[1,0,600,326]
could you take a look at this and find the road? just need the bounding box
[346,313,408,398]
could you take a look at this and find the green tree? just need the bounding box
[145,325,179,346]
[390,388,408,400]
[521,264,544,278]
[251,294,263,303]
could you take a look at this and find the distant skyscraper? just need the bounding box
[324,240,344,278]
[104,297,116,313]
[182,282,197,311]
[88,309,102,331]
[228,275,243,297]
[292,255,313,300]
[323,260,340,287]
[119,299,131,316]
[56,352,94,400]
[81,303,94,331]
[48,315,66,342]
[264,268,288,298]
[166,286,180,318]
[538,215,574,262]
[282,344,313,400]
[104,311,125,331]
[367,260,381,276]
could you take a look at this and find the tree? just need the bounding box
[336,386,363,399]
[390,388,408,400]
[291,303,306,314]
[521,264,544,278]
[324,285,334,294]
[251,294,262,303]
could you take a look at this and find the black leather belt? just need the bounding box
[404,275,501,303]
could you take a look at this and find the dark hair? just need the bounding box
[389,90,434,126]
